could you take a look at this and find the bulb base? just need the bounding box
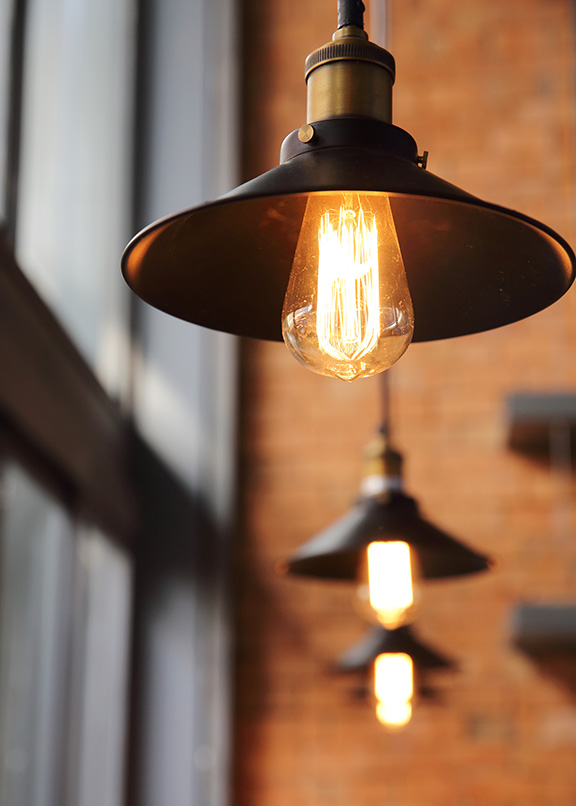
[360,431,404,497]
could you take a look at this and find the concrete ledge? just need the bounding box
[506,392,576,458]
[511,603,576,655]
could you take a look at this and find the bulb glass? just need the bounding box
[354,540,418,629]
[374,652,414,729]
[282,193,413,381]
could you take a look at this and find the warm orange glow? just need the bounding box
[367,541,414,629]
[374,652,413,729]
[316,203,380,362]
[282,193,414,382]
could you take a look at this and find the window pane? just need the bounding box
[133,0,238,505]
[74,528,132,806]
[130,2,238,804]
[0,463,75,806]
[14,0,135,395]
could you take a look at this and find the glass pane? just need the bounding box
[0,463,75,806]
[14,0,135,394]
[74,528,132,806]
[130,2,238,805]
[133,0,238,505]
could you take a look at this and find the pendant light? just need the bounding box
[336,624,453,729]
[283,424,491,628]
[122,0,575,382]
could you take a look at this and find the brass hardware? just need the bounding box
[298,123,315,143]
[418,151,429,169]
[362,431,403,482]
[305,25,395,124]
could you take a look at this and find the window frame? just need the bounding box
[0,229,135,544]
[0,0,239,803]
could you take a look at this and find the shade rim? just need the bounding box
[122,130,575,343]
[284,493,491,580]
[335,625,455,672]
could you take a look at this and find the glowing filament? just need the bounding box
[374,652,414,729]
[316,203,380,362]
[367,541,414,629]
[281,193,414,382]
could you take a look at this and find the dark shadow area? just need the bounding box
[125,424,227,806]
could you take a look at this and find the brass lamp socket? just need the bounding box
[305,26,395,124]
[362,431,403,486]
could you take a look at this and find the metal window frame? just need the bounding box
[0,229,135,542]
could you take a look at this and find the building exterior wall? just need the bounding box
[234,1,576,805]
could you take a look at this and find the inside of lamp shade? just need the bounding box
[123,194,305,341]
[393,197,573,341]
[285,494,490,580]
[122,191,574,342]
[287,545,488,580]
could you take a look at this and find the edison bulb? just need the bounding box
[355,541,420,629]
[282,193,414,382]
[374,652,414,729]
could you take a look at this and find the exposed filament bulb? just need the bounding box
[282,193,414,382]
[355,540,420,629]
[316,204,380,362]
[374,652,414,729]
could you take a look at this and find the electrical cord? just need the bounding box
[337,0,365,30]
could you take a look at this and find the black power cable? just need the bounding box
[337,0,366,29]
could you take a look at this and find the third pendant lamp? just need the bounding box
[336,625,454,729]
[122,0,575,382]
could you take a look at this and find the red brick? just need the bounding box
[233,1,576,805]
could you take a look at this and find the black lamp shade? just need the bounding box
[336,625,454,673]
[122,119,575,342]
[285,490,490,580]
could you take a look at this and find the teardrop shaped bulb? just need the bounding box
[282,193,414,382]
[354,540,421,629]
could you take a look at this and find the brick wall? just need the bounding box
[233,2,576,805]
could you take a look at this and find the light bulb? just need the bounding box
[355,540,420,629]
[373,652,414,729]
[282,192,414,382]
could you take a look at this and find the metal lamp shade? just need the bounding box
[285,491,490,580]
[122,119,575,342]
[336,625,454,673]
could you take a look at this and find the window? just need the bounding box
[0,461,74,806]
[0,461,132,806]
[0,1,239,804]
[14,0,134,393]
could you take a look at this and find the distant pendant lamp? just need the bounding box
[284,429,490,627]
[283,376,490,628]
[336,624,454,674]
[122,0,575,382]
[336,624,453,729]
